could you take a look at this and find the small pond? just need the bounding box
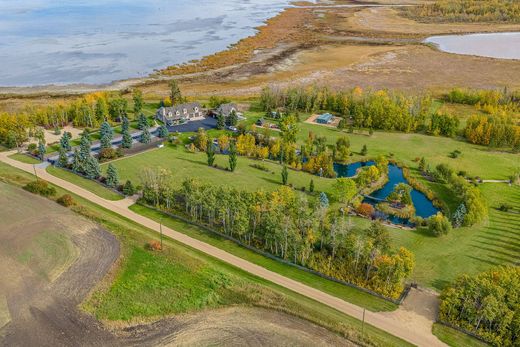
[334,162,439,226]
[424,32,520,60]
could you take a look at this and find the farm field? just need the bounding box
[0,161,409,347]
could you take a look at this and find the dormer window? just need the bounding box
[183,108,188,114]
[176,111,180,116]
[194,107,199,112]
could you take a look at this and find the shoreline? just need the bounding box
[1,1,520,98]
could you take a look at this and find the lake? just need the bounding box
[425,32,520,60]
[0,0,292,86]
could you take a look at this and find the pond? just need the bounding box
[424,32,520,60]
[334,161,375,178]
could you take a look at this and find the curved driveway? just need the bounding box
[0,151,446,347]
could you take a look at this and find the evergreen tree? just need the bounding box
[59,132,71,151]
[227,110,238,126]
[137,113,148,130]
[79,131,91,163]
[216,113,225,130]
[123,180,136,196]
[206,139,215,166]
[169,80,182,104]
[99,121,113,149]
[71,149,82,173]
[121,117,133,149]
[57,146,68,168]
[84,156,101,179]
[133,89,143,116]
[361,144,368,156]
[38,141,46,161]
[453,203,467,228]
[281,165,288,185]
[419,157,426,172]
[158,125,169,138]
[228,142,238,172]
[140,126,151,144]
[105,164,119,188]
[309,179,315,193]
[319,192,329,208]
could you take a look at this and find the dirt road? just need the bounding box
[0,151,446,347]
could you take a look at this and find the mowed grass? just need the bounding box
[8,153,41,164]
[391,183,520,290]
[0,161,410,347]
[101,144,335,194]
[130,204,392,312]
[432,323,490,347]
[47,166,124,201]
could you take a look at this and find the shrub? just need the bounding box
[356,203,375,217]
[428,213,452,236]
[122,180,136,196]
[98,147,118,162]
[146,240,162,251]
[23,180,57,197]
[57,194,75,207]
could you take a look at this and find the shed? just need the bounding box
[316,113,333,124]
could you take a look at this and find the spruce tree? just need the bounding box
[169,80,182,104]
[137,113,148,130]
[309,179,315,193]
[38,141,46,161]
[453,203,467,228]
[281,165,288,185]
[227,110,238,126]
[71,149,82,173]
[105,164,119,188]
[59,132,71,151]
[228,142,238,172]
[319,192,329,208]
[216,113,225,130]
[206,139,215,166]
[133,89,143,117]
[158,125,169,138]
[419,157,426,172]
[140,126,151,144]
[123,180,135,196]
[79,131,91,163]
[84,156,101,179]
[121,117,133,149]
[100,121,113,149]
[57,146,68,168]
[361,144,368,156]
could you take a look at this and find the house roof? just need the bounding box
[216,103,238,116]
[157,102,202,120]
[317,113,333,121]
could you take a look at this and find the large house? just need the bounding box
[156,102,203,126]
[211,103,241,118]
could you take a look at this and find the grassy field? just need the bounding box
[8,153,41,165]
[46,166,124,201]
[101,144,336,194]
[0,161,410,347]
[432,324,489,347]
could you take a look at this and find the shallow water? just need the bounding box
[425,32,520,60]
[0,0,291,86]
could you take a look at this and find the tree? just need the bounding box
[169,80,182,104]
[59,131,72,151]
[99,121,113,149]
[309,179,315,193]
[335,136,350,162]
[227,110,238,126]
[133,89,143,116]
[71,149,82,173]
[140,126,151,144]
[452,203,467,228]
[361,144,368,156]
[279,114,299,144]
[428,212,452,236]
[419,157,426,172]
[281,165,288,185]
[95,98,108,121]
[319,192,329,208]
[57,146,68,168]
[206,139,215,166]
[37,141,46,161]
[121,117,133,149]
[79,130,92,163]
[137,113,148,130]
[108,98,128,121]
[216,113,225,130]
[105,163,119,188]
[367,222,391,252]
[217,134,229,153]
[123,180,136,196]
[332,178,357,205]
[228,142,238,172]
[84,156,101,179]
[158,125,169,138]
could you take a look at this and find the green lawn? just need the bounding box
[46,166,124,201]
[0,161,410,347]
[432,323,489,347]
[8,153,41,164]
[102,144,336,194]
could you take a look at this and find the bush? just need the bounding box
[122,180,136,196]
[57,194,75,207]
[356,203,375,217]
[498,203,512,212]
[146,240,162,251]
[98,147,118,162]
[428,212,452,236]
[23,180,57,197]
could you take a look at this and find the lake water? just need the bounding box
[0,0,292,86]
[425,32,520,60]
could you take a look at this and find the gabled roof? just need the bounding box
[157,102,202,120]
[216,103,238,116]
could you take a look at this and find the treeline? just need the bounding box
[140,173,415,299]
[439,266,520,346]
[260,86,433,133]
[445,88,520,112]
[406,0,520,23]
[464,115,520,149]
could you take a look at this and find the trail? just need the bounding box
[0,151,446,347]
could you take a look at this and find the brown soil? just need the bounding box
[0,183,354,347]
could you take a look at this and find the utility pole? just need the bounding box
[33,164,38,180]
[159,215,163,251]
[361,308,366,338]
